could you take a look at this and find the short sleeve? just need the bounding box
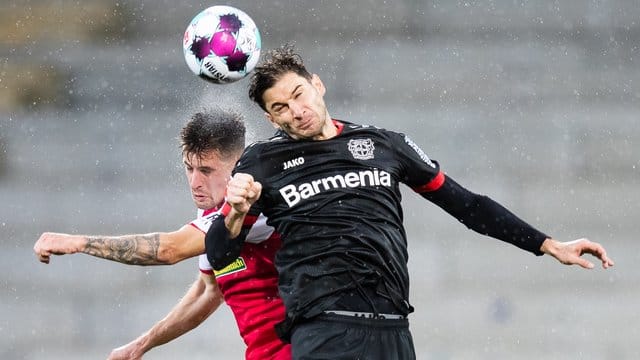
[190,208,221,233]
[198,254,213,274]
[390,132,444,192]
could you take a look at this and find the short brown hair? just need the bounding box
[248,44,312,111]
[180,108,245,160]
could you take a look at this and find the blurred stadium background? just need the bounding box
[1,1,638,359]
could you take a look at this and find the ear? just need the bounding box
[265,112,280,129]
[311,74,326,96]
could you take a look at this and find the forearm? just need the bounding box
[205,211,248,270]
[223,203,248,238]
[206,174,261,269]
[464,195,548,255]
[423,176,548,255]
[137,277,223,352]
[82,233,165,265]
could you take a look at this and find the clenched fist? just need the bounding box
[225,173,262,215]
[33,232,83,264]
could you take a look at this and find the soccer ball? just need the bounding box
[183,5,261,84]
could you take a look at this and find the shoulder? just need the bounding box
[336,121,401,145]
[243,132,289,155]
[235,134,292,174]
[337,120,395,136]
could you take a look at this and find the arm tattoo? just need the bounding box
[84,234,162,265]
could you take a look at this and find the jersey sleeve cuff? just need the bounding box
[412,171,445,193]
[221,202,233,216]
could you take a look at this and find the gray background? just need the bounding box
[1,1,637,359]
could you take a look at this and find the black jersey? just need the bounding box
[207,119,548,339]
[228,120,443,323]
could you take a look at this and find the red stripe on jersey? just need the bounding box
[200,268,214,275]
[413,171,445,193]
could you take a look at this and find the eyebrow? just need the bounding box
[269,84,303,110]
[184,161,214,172]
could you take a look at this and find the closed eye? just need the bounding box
[199,167,213,175]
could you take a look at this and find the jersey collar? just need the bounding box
[332,119,344,135]
[274,119,345,140]
[201,207,219,217]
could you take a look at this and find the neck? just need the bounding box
[310,113,337,141]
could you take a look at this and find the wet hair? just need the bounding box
[248,44,312,111]
[180,108,246,160]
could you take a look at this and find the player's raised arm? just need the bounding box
[34,225,205,265]
[205,173,261,270]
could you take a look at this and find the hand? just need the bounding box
[541,238,614,269]
[225,173,262,215]
[107,341,144,360]
[33,232,83,264]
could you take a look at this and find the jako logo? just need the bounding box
[279,169,391,207]
[283,157,305,170]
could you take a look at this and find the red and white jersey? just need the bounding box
[190,208,290,360]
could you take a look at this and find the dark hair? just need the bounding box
[180,108,245,160]
[248,44,312,111]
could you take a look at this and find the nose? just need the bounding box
[190,170,205,189]
[289,100,304,119]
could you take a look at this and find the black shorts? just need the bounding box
[290,313,415,360]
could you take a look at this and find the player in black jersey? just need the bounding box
[205,45,614,360]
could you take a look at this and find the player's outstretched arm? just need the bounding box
[34,225,205,265]
[107,272,223,360]
[540,237,614,269]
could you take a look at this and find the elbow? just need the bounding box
[157,243,182,265]
[205,243,232,270]
[208,251,238,271]
[205,283,225,307]
[206,232,244,270]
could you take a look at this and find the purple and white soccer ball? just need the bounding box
[183,5,261,84]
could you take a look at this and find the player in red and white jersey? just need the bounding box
[191,208,288,360]
[34,110,290,359]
